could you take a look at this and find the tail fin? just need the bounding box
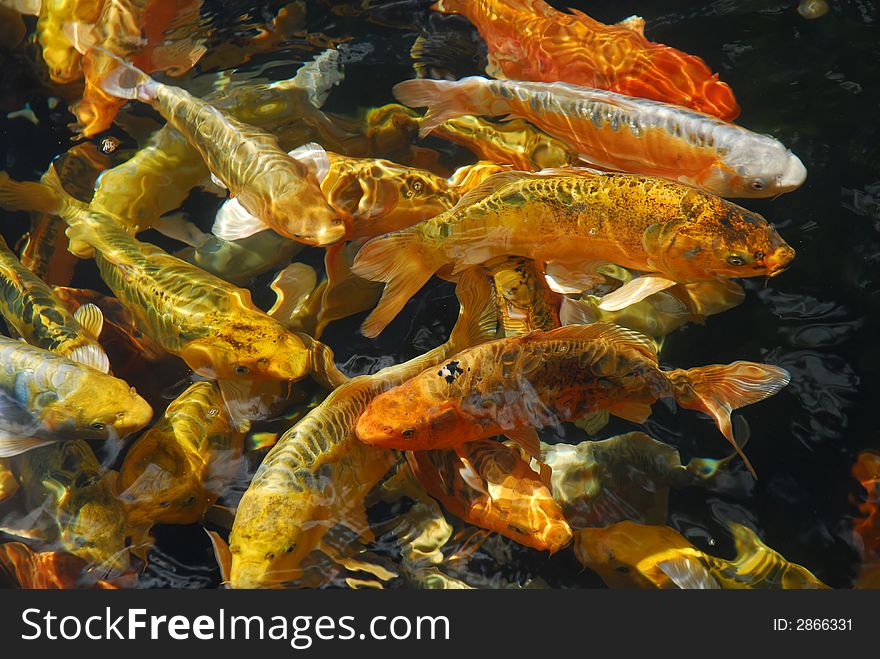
[392,77,483,137]
[669,361,791,477]
[290,48,344,109]
[448,267,498,352]
[0,172,62,215]
[351,230,444,338]
[90,47,156,102]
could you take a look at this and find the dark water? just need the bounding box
[0,0,878,588]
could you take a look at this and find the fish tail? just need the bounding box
[669,361,791,477]
[392,77,485,137]
[449,268,498,352]
[352,230,444,338]
[91,47,157,102]
[291,48,344,109]
[0,171,62,215]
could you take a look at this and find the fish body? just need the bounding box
[575,521,827,589]
[353,168,794,336]
[0,171,313,381]
[394,76,806,198]
[18,213,77,286]
[229,271,496,588]
[97,56,342,246]
[355,323,789,476]
[408,439,572,552]
[0,235,109,372]
[0,335,152,457]
[10,441,129,573]
[431,116,578,171]
[117,381,244,529]
[432,0,740,120]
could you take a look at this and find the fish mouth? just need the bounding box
[764,246,796,278]
[779,154,808,191]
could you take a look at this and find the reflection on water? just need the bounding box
[0,0,877,589]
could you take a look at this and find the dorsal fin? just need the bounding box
[535,322,658,362]
[450,171,534,212]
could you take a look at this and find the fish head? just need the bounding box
[270,183,346,247]
[355,383,466,450]
[183,326,311,381]
[117,431,208,526]
[57,487,130,577]
[646,194,796,282]
[707,141,807,198]
[47,378,153,440]
[228,489,328,588]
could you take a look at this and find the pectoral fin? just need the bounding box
[66,343,110,374]
[205,530,232,586]
[0,434,57,458]
[657,556,721,590]
[607,401,653,424]
[73,302,104,339]
[288,143,331,184]
[267,262,318,328]
[597,275,677,312]
[504,427,542,462]
[211,197,270,241]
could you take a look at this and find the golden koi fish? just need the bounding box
[394,76,806,198]
[117,381,244,533]
[0,171,314,381]
[5,441,130,574]
[228,270,497,588]
[575,521,828,589]
[0,234,109,372]
[94,53,342,246]
[355,323,790,476]
[0,335,151,457]
[407,439,572,552]
[353,168,794,337]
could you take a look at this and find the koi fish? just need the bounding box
[4,441,130,574]
[430,116,579,171]
[0,170,315,381]
[88,50,344,240]
[575,521,828,589]
[355,322,790,476]
[0,235,109,372]
[228,270,497,588]
[90,52,342,247]
[117,381,244,532]
[393,77,806,198]
[431,0,740,120]
[0,335,152,457]
[353,168,794,337]
[0,541,124,588]
[407,439,572,552]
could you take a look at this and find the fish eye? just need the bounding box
[234,365,250,375]
[266,552,276,560]
[726,255,746,267]
[284,545,295,554]
[402,428,416,438]
[159,501,170,508]
[755,251,765,260]
[411,181,423,192]
[90,422,106,431]
[750,178,767,191]
[614,565,631,574]
[74,536,88,548]
[183,496,196,506]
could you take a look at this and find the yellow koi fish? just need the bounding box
[0,171,314,381]
[0,234,109,372]
[228,270,497,588]
[575,521,828,589]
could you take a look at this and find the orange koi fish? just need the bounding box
[67,0,206,136]
[432,0,740,120]
[355,323,790,476]
[394,77,806,198]
[407,439,572,552]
